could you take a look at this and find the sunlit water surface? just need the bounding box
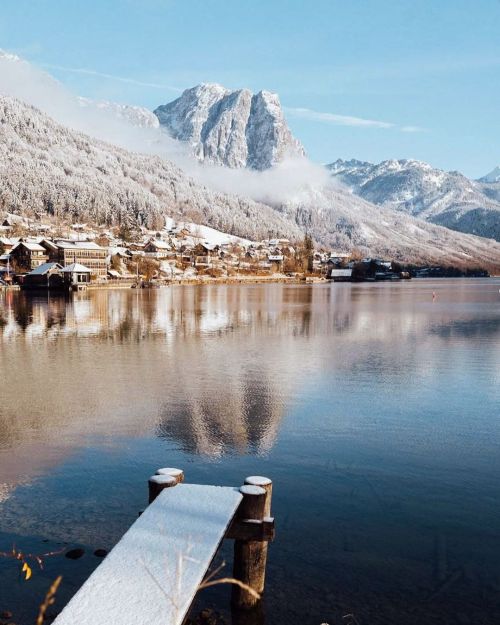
[0,280,499,625]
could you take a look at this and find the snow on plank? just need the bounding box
[54,484,243,625]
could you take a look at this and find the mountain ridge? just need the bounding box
[328,158,500,242]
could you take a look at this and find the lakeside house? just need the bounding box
[21,261,94,290]
[144,239,172,259]
[10,241,48,272]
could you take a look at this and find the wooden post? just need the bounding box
[156,467,185,484]
[232,483,267,610]
[148,474,176,504]
[244,476,272,517]
[243,476,272,595]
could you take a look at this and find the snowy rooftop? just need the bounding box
[55,240,104,250]
[28,262,62,275]
[17,241,46,251]
[147,239,171,249]
[62,263,91,273]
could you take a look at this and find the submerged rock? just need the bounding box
[65,548,85,560]
[93,548,108,558]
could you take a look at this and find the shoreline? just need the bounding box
[2,274,497,294]
[89,274,326,289]
[0,275,326,292]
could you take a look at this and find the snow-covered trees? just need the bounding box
[0,96,301,242]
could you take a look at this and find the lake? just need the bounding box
[0,280,499,625]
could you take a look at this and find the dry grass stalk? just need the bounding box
[141,549,260,622]
[199,560,260,599]
[36,575,62,625]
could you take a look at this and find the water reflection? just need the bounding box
[0,281,499,624]
[1,282,500,468]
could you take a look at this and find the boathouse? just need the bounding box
[62,263,91,287]
[328,267,353,281]
[23,262,63,289]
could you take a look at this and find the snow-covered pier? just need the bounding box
[53,469,275,625]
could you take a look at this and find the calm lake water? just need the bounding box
[0,280,499,625]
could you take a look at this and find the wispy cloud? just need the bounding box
[285,106,394,129]
[41,62,183,93]
[285,106,425,133]
[400,125,426,133]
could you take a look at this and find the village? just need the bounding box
[0,212,412,291]
[1,212,483,292]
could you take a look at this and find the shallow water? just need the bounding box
[0,280,499,624]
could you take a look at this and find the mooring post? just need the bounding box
[148,467,183,503]
[156,467,185,484]
[243,476,273,595]
[232,481,269,610]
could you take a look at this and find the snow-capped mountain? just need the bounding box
[3,96,500,269]
[479,166,500,183]
[154,83,305,170]
[78,97,160,128]
[328,158,500,241]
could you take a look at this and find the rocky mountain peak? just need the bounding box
[154,83,305,170]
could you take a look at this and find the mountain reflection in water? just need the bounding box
[0,281,499,625]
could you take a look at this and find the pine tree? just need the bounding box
[304,233,314,273]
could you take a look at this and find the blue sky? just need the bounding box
[0,0,499,178]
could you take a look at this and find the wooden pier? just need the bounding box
[53,469,275,625]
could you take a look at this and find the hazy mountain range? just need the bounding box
[328,159,500,242]
[479,166,500,184]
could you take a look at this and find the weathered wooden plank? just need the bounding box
[225,517,275,541]
[54,484,243,625]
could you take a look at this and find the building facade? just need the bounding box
[10,241,48,272]
[42,240,108,277]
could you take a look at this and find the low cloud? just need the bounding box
[189,155,331,206]
[286,106,425,133]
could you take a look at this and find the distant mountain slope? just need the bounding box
[479,166,500,183]
[77,97,160,128]
[154,83,305,170]
[328,158,500,242]
[478,167,500,204]
[276,185,500,270]
[2,96,500,269]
